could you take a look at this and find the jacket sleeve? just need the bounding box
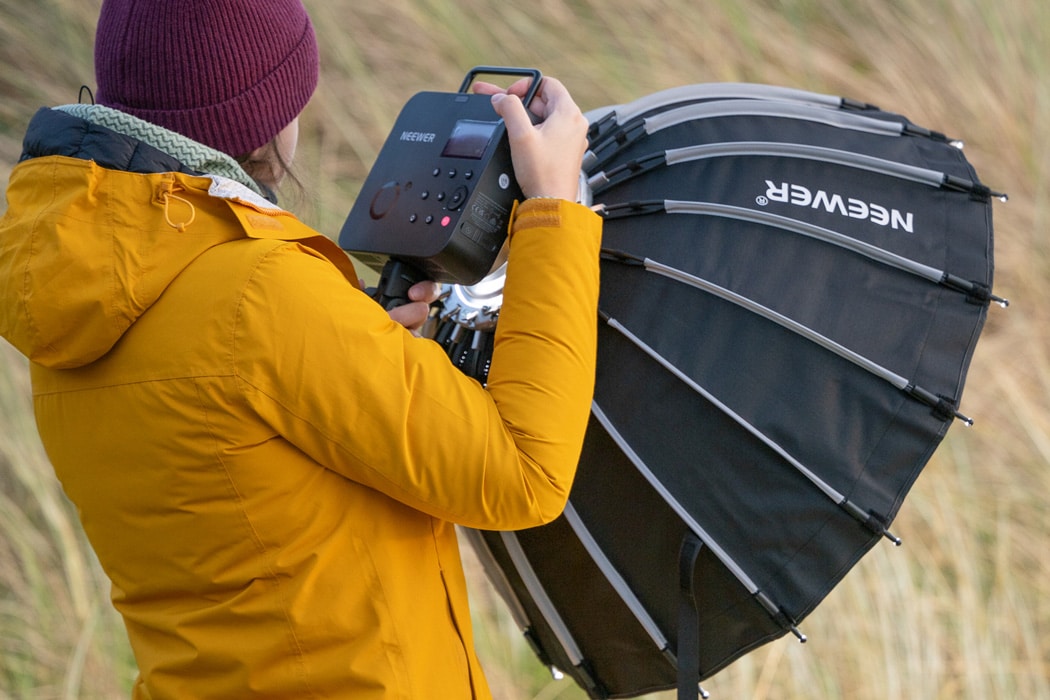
[235,199,601,530]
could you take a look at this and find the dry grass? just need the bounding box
[1,0,1047,698]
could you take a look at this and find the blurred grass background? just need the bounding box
[1,0,1047,698]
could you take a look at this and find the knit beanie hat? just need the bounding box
[94,0,319,157]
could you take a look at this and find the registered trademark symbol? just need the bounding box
[756,195,769,206]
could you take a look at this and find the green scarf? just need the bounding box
[54,103,266,198]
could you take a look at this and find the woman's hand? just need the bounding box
[386,280,441,334]
[473,76,588,201]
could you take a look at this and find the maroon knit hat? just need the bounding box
[94,0,319,157]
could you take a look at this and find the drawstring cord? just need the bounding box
[158,178,197,232]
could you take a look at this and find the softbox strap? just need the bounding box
[677,532,704,700]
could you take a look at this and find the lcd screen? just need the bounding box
[441,120,498,160]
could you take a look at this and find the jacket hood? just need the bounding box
[0,110,356,369]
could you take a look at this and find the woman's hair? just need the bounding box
[238,137,306,204]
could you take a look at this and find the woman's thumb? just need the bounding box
[491,93,531,138]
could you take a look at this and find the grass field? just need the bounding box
[1,0,1047,698]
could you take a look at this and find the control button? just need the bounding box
[409,214,418,223]
[436,192,446,202]
[447,168,457,178]
[420,190,429,200]
[432,167,441,177]
[369,181,400,220]
[448,185,468,211]
[425,215,434,224]
[464,170,474,180]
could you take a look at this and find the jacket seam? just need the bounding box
[30,372,239,396]
[227,244,447,515]
[191,376,321,699]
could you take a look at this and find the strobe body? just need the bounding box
[339,68,542,299]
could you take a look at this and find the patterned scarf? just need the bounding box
[54,103,267,198]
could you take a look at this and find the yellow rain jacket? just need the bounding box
[0,110,600,699]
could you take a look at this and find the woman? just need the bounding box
[0,1,600,698]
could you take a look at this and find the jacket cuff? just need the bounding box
[509,197,573,234]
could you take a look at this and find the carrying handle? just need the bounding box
[458,66,544,108]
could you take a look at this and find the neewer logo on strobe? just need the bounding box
[758,180,915,233]
[400,131,437,143]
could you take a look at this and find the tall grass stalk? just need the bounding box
[1,0,1047,698]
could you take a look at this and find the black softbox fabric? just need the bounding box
[453,83,1003,698]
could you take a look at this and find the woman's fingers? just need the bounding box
[488,77,587,201]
